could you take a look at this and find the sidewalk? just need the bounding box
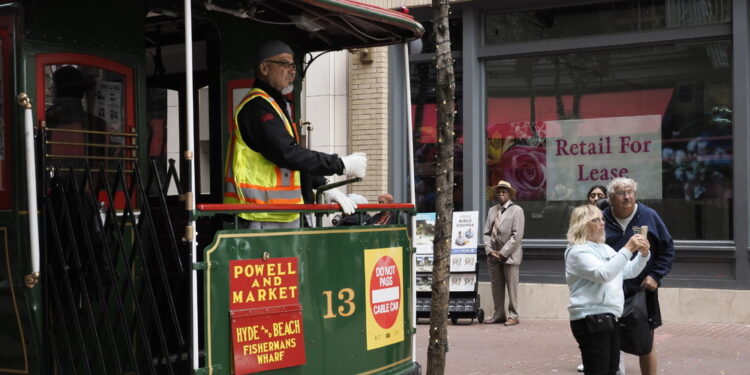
[414,318,750,374]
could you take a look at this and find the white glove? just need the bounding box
[324,188,357,215]
[341,152,367,178]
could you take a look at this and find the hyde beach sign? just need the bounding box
[545,115,662,200]
[228,257,306,374]
[364,247,404,350]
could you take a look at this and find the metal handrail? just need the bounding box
[45,154,137,161]
[313,177,362,204]
[196,203,415,230]
[195,202,416,215]
[44,126,138,137]
[18,93,41,288]
[46,140,138,149]
[45,167,135,173]
[313,177,361,226]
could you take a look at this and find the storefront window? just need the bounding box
[485,41,732,240]
[410,17,464,213]
[485,0,731,45]
[411,58,464,212]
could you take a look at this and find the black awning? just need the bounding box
[205,0,424,51]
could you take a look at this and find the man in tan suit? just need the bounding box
[483,180,525,326]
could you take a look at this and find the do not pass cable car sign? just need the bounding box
[229,257,305,374]
[364,247,404,350]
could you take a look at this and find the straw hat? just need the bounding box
[493,180,517,200]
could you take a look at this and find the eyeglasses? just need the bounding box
[613,190,635,197]
[264,60,297,70]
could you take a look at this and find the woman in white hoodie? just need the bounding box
[565,205,650,375]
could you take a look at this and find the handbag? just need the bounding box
[619,287,653,355]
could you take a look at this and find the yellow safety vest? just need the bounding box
[224,88,302,222]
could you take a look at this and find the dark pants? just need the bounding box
[570,313,619,375]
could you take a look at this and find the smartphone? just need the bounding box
[640,226,648,236]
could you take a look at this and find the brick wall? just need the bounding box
[349,47,390,201]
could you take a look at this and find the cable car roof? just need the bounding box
[203,0,424,51]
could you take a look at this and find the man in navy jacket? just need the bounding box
[603,177,674,375]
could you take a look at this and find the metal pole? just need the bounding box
[184,0,199,371]
[18,93,41,288]
[403,43,417,361]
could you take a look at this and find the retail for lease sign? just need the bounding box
[364,247,404,350]
[545,115,662,200]
[229,258,305,374]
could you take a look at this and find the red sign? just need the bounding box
[369,256,401,329]
[229,258,306,374]
[230,258,300,310]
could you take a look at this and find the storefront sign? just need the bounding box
[229,258,305,374]
[545,115,663,200]
[364,247,404,350]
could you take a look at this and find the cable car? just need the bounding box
[0,1,423,374]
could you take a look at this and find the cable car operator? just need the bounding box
[225,40,366,229]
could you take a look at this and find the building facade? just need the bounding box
[311,0,750,321]
[390,0,749,286]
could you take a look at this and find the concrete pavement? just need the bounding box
[414,318,750,374]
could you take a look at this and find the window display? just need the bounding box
[486,41,733,240]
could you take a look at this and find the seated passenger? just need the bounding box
[367,193,407,225]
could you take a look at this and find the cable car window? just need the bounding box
[36,54,135,176]
[36,54,135,209]
[43,64,125,169]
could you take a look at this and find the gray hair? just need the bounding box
[607,177,638,198]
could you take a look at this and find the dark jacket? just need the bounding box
[335,213,372,226]
[235,79,342,203]
[603,203,674,293]
[367,211,408,225]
